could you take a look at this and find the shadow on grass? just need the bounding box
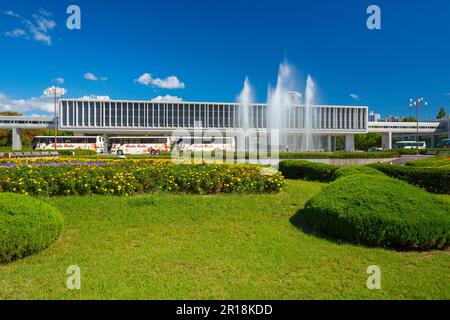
[290,209,437,252]
[289,208,347,246]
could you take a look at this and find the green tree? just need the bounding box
[355,133,382,150]
[404,116,417,122]
[437,107,447,119]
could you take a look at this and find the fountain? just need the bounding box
[266,62,299,151]
[239,62,321,153]
[301,75,315,151]
[237,77,253,152]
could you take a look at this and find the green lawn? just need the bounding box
[0,180,449,299]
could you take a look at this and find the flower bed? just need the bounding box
[0,159,284,196]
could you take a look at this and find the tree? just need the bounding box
[355,133,382,150]
[404,116,417,122]
[0,111,72,148]
[437,107,447,119]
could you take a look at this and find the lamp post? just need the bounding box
[53,87,57,150]
[409,97,428,151]
[47,86,65,151]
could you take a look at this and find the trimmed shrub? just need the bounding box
[369,164,450,194]
[332,165,386,180]
[279,160,337,182]
[0,193,64,263]
[302,174,450,249]
[279,151,400,159]
[59,149,98,156]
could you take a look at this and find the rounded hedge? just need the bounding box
[279,160,337,182]
[332,166,385,181]
[0,193,64,263]
[302,174,450,249]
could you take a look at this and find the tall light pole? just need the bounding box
[409,97,428,151]
[45,86,65,151]
[53,87,57,150]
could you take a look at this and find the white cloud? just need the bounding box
[151,95,183,102]
[350,93,361,101]
[4,10,19,17]
[54,77,65,84]
[135,73,185,89]
[84,72,107,81]
[78,95,111,101]
[0,88,67,114]
[3,9,56,46]
[84,72,98,81]
[4,28,27,38]
[29,113,48,117]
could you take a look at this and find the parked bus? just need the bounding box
[175,136,236,153]
[108,136,171,155]
[393,140,427,150]
[437,139,450,149]
[32,136,105,153]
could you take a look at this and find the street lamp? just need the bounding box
[409,97,428,151]
[44,86,65,151]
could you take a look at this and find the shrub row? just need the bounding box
[279,160,337,182]
[396,148,450,155]
[0,160,284,196]
[58,149,98,156]
[279,151,400,159]
[302,174,450,250]
[369,164,450,194]
[0,193,64,263]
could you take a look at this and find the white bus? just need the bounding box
[32,136,105,153]
[393,141,427,150]
[108,137,171,155]
[175,136,236,153]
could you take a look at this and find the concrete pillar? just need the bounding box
[102,134,108,153]
[12,128,23,151]
[345,134,355,152]
[381,131,392,150]
[291,134,296,152]
[431,135,437,148]
[327,135,332,152]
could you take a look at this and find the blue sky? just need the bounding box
[0,0,449,119]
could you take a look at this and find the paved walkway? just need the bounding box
[390,155,434,165]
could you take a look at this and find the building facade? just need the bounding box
[59,99,369,151]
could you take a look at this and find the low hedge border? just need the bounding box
[279,151,400,159]
[59,150,98,156]
[369,164,450,194]
[279,160,337,182]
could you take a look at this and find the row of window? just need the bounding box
[60,100,368,130]
[280,107,366,130]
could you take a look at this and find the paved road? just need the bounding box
[390,155,434,165]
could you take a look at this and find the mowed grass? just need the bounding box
[0,180,449,300]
